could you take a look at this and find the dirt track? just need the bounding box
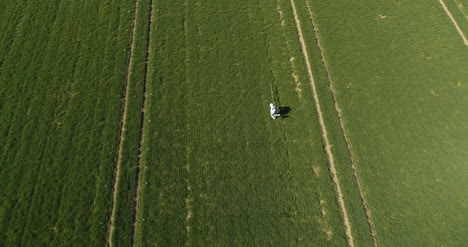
[304,0,379,246]
[132,0,155,245]
[107,0,141,245]
[288,0,355,246]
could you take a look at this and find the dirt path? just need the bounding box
[438,0,468,46]
[288,0,354,246]
[131,0,154,245]
[107,0,141,246]
[304,1,379,246]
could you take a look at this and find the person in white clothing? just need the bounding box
[270,103,281,119]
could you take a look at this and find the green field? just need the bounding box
[1,0,467,246]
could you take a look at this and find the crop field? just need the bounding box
[0,0,136,246]
[1,0,467,246]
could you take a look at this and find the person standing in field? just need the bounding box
[270,103,280,119]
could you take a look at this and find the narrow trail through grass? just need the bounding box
[131,0,154,244]
[107,0,140,246]
[303,1,378,246]
[289,0,354,246]
[439,0,468,46]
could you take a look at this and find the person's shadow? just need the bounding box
[279,106,291,118]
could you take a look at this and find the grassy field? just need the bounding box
[133,0,468,245]
[1,0,467,246]
[442,0,468,40]
[305,0,468,245]
[106,0,152,245]
[133,0,352,245]
[0,0,134,246]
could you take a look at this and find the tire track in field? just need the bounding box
[132,0,154,245]
[107,0,140,245]
[288,0,354,246]
[276,0,303,98]
[304,1,379,246]
[182,0,194,245]
[438,0,468,46]
[453,0,468,21]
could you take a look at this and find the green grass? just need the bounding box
[1,0,467,246]
[108,0,152,245]
[134,0,349,245]
[443,0,468,36]
[290,0,376,245]
[306,0,468,245]
[0,0,134,245]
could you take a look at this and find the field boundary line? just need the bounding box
[107,0,140,245]
[304,1,379,246]
[132,0,154,245]
[438,0,468,46]
[288,0,354,246]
